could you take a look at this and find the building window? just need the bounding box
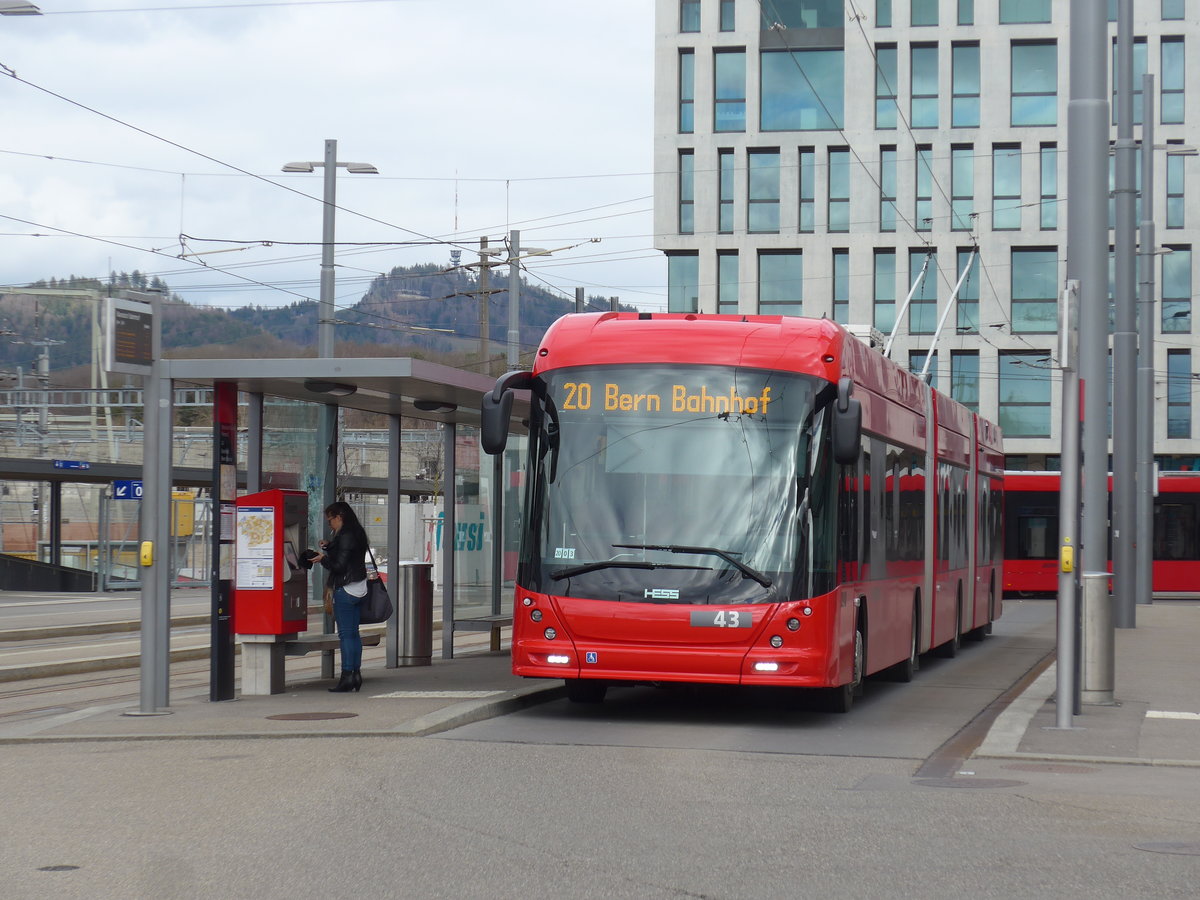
[761,49,844,131]
[799,147,816,233]
[1110,38,1148,127]
[876,44,898,130]
[681,0,700,32]
[951,145,974,231]
[715,49,747,133]
[759,251,803,315]
[911,44,939,129]
[916,144,933,231]
[679,50,695,134]
[1040,143,1058,230]
[1000,0,1051,24]
[1011,41,1058,127]
[718,251,739,314]
[1011,248,1059,333]
[1163,0,1185,20]
[880,146,898,233]
[952,43,980,128]
[874,249,896,334]
[910,350,937,387]
[957,249,979,333]
[1167,152,1185,230]
[761,1,844,28]
[748,149,781,233]
[909,249,937,335]
[1162,247,1192,333]
[951,350,980,412]
[993,144,1022,231]
[833,249,849,324]
[719,149,736,233]
[828,148,850,233]
[958,0,974,26]
[999,351,1052,438]
[911,0,938,26]
[679,150,695,235]
[1168,349,1192,439]
[1162,38,1185,125]
[720,0,735,31]
[668,253,700,313]
[876,0,891,27]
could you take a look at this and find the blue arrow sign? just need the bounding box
[53,459,91,470]
[113,479,143,500]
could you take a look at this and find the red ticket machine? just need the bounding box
[233,489,310,635]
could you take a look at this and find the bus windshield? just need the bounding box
[522,364,834,605]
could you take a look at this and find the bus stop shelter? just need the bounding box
[135,355,527,713]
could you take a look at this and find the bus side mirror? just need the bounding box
[480,370,535,456]
[833,376,862,466]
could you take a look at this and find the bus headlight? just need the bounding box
[544,627,557,640]
[769,635,784,648]
[531,609,543,622]
[754,662,780,672]
[547,654,570,664]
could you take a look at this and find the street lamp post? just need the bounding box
[282,140,377,677]
[282,139,378,359]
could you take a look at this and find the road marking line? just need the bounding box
[1146,710,1200,721]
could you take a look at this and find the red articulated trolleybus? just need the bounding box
[1004,471,1200,597]
[481,313,1005,712]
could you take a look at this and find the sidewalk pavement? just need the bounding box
[2,599,1198,766]
[974,600,1200,768]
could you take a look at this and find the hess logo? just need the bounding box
[644,588,680,599]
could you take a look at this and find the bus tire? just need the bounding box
[565,679,607,704]
[937,588,963,658]
[884,599,919,682]
[819,622,863,713]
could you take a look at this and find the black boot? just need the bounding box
[351,670,362,691]
[328,670,357,693]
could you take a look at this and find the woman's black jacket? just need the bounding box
[320,526,369,590]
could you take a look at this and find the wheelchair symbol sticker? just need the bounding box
[585,652,598,664]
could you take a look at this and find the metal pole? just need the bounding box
[1135,75,1157,608]
[610,296,619,312]
[1067,0,1112,676]
[1112,0,1137,628]
[479,237,491,374]
[507,230,521,369]
[1081,571,1115,703]
[318,138,337,360]
[1056,281,1081,729]
[441,423,457,659]
[138,362,161,714]
[386,414,401,668]
[575,287,584,313]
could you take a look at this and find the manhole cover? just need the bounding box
[1003,763,1099,775]
[1134,843,1200,856]
[266,712,359,721]
[913,777,1026,789]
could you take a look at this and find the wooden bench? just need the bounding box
[240,630,382,696]
[453,614,513,652]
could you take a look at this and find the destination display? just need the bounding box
[560,379,775,416]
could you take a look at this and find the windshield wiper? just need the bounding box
[613,544,773,588]
[550,560,710,581]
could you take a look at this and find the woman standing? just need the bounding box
[311,500,370,692]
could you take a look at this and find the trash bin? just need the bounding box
[387,561,434,667]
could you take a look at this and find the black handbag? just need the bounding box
[359,549,394,625]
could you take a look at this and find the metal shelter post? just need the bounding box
[1135,75,1157,609]
[441,422,457,659]
[386,415,401,668]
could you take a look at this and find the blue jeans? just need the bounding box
[332,586,363,671]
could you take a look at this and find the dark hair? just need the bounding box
[324,501,366,541]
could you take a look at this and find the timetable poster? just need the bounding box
[235,505,275,589]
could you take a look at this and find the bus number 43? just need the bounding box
[690,610,752,628]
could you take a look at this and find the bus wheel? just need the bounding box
[565,679,607,704]
[819,624,863,713]
[884,601,919,682]
[937,590,963,658]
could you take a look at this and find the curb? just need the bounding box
[0,616,210,643]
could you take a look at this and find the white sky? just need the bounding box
[0,0,664,319]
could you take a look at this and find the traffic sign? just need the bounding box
[113,479,143,500]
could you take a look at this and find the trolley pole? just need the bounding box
[1056,282,1081,729]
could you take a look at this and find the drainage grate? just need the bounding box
[1134,843,1200,857]
[266,712,359,721]
[1003,763,1099,775]
[913,777,1026,789]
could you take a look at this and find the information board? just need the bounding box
[105,296,159,376]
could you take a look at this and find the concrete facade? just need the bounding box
[654,0,1200,467]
